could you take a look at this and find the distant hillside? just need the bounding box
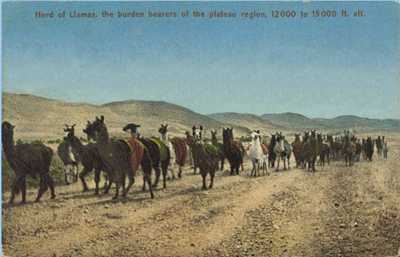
[208,112,288,134]
[2,92,250,140]
[261,112,326,129]
[315,115,400,131]
[261,112,400,132]
[3,93,399,140]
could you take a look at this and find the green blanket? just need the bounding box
[150,137,169,161]
[204,143,219,157]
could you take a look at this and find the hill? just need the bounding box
[261,112,400,132]
[208,112,288,134]
[261,112,326,130]
[2,92,250,140]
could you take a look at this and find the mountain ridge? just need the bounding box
[3,92,399,140]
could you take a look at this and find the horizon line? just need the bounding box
[3,90,399,121]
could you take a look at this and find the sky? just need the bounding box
[2,1,400,119]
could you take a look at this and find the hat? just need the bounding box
[123,123,141,134]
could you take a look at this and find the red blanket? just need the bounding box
[171,137,187,166]
[127,137,144,175]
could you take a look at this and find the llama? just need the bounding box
[159,123,188,179]
[89,116,154,199]
[273,132,292,171]
[187,126,219,190]
[2,121,55,204]
[247,130,267,176]
[222,127,243,175]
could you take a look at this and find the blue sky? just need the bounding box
[2,1,400,118]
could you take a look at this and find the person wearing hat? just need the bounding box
[123,123,141,139]
[122,123,145,177]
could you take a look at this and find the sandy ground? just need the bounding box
[2,134,400,257]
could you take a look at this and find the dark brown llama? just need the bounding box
[222,127,243,175]
[90,116,154,199]
[210,129,225,171]
[187,126,219,189]
[2,121,55,204]
[63,122,108,194]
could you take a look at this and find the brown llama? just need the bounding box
[89,116,154,199]
[2,121,55,204]
[222,127,244,175]
[187,126,219,189]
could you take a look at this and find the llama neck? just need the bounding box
[71,136,85,155]
[211,136,218,145]
[160,132,168,142]
[192,143,204,160]
[97,126,110,145]
[2,133,16,170]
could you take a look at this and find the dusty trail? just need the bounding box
[3,136,400,257]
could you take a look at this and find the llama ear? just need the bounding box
[100,115,104,122]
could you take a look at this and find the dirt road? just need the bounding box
[3,136,400,257]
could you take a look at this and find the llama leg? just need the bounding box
[313,158,316,172]
[178,165,183,178]
[113,174,121,200]
[9,176,21,204]
[64,165,70,185]
[113,183,120,200]
[20,177,26,204]
[94,169,100,195]
[152,166,161,188]
[255,160,259,176]
[35,176,48,202]
[103,175,112,194]
[47,174,56,199]
[209,171,215,189]
[121,173,126,196]
[201,173,207,190]
[123,171,135,198]
[283,157,287,170]
[103,173,109,189]
[144,170,154,199]
[162,161,169,189]
[170,167,176,180]
[73,164,79,182]
[142,174,146,191]
[220,157,224,171]
[276,157,280,171]
[79,167,91,192]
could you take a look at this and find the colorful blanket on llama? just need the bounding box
[171,137,188,166]
[126,137,145,175]
[150,137,169,161]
